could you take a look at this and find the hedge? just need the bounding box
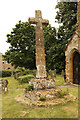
[14,69,22,74]
[17,74,35,84]
[22,69,34,75]
[2,70,11,77]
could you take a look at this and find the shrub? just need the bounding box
[17,74,35,84]
[2,70,11,77]
[14,69,22,74]
[40,96,46,101]
[56,90,69,98]
[22,69,34,75]
[25,84,34,91]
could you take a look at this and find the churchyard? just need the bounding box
[0,1,80,119]
[1,72,78,118]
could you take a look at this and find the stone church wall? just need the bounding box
[65,33,79,82]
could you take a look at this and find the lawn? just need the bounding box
[1,75,78,118]
[0,76,28,89]
[55,74,65,86]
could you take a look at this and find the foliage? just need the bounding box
[4,21,58,71]
[17,74,34,84]
[43,25,57,71]
[2,70,11,77]
[40,96,46,101]
[22,69,35,75]
[14,69,22,74]
[56,90,69,98]
[3,21,36,69]
[25,84,34,91]
[55,2,77,72]
[3,2,77,73]
[55,2,77,29]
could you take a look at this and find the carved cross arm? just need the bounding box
[28,17,36,24]
[42,19,49,26]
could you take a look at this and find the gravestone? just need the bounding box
[49,70,56,78]
[54,69,56,78]
[0,79,8,92]
[14,72,22,79]
[11,70,14,77]
[49,70,54,78]
[28,10,49,78]
[61,70,65,77]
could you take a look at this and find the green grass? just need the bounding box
[0,76,28,89]
[55,74,66,86]
[1,75,78,118]
[2,87,78,118]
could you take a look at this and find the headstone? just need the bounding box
[28,10,49,79]
[14,72,22,79]
[11,70,14,77]
[61,70,65,77]
[49,70,55,79]
[0,79,8,92]
[54,69,56,78]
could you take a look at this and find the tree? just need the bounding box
[43,25,57,71]
[55,2,77,31]
[55,2,77,72]
[4,2,77,72]
[3,21,36,69]
[4,21,57,71]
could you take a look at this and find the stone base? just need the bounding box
[24,88,61,101]
[25,77,56,101]
[15,92,77,107]
[29,78,55,90]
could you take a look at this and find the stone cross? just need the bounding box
[28,10,49,78]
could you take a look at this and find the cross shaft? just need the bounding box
[28,10,49,78]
